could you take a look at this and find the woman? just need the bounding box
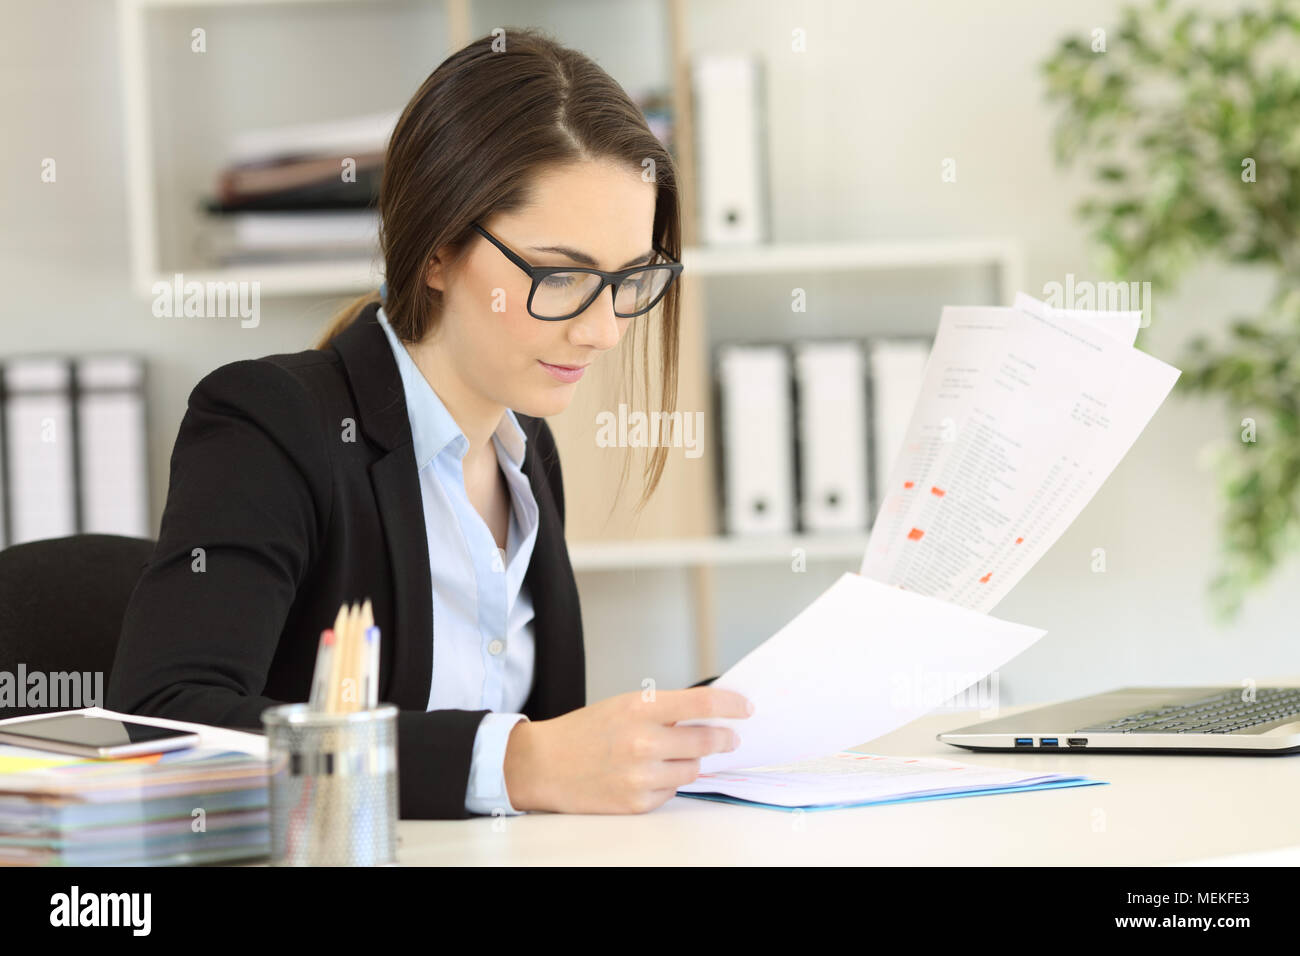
[107,28,752,820]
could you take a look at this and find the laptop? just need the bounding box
[938,686,1300,754]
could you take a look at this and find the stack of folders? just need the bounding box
[0,354,150,548]
[310,599,382,712]
[200,110,397,266]
[717,339,931,535]
[0,747,268,866]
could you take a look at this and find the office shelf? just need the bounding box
[139,260,384,296]
[568,532,869,572]
[130,239,1020,298]
[684,238,1022,303]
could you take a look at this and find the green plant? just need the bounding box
[1042,0,1300,618]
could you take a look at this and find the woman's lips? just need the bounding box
[539,360,588,383]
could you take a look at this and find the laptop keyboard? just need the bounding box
[1075,688,1300,734]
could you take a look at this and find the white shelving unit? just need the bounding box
[115,0,1025,679]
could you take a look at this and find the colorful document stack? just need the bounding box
[0,745,267,866]
[0,708,271,867]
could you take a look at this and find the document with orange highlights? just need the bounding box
[859,294,1179,613]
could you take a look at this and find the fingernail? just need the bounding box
[730,731,741,750]
[746,700,755,716]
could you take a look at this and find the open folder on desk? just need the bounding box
[678,751,1105,811]
[679,293,1178,784]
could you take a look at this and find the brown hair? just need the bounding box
[316,27,681,512]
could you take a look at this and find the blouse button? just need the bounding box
[488,639,505,656]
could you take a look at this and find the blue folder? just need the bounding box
[678,776,1107,812]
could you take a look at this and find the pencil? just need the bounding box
[360,600,375,710]
[326,603,348,712]
[308,629,335,711]
[362,627,376,709]
[344,602,360,710]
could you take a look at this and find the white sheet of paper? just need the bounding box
[1014,291,1143,347]
[682,572,1046,774]
[860,301,1180,612]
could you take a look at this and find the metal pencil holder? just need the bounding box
[261,703,399,866]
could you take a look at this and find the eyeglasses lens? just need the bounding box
[531,267,673,319]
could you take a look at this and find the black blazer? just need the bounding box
[107,301,584,819]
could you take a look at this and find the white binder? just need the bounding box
[793,341,868,531]
[77,356,149,537]
[869,339,931,511]
[4,358,77,545]
[718,345,794,534]
[693,54,767,244]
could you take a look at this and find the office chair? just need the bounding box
[0,534,156,719]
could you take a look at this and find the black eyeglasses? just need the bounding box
[471,222,683,321]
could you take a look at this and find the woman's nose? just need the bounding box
[566,286,623,351]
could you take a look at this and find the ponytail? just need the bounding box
[315,289,382,350]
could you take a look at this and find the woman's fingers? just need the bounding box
[657,723,739,759]
[636,726,734,792]
[643,686,753,725]
[653,758,702,790]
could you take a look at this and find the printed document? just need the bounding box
[680,293,1179,783]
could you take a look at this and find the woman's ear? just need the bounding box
[424,254,445,293]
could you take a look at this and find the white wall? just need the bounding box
[4,0,1296,713]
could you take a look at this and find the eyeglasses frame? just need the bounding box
[470,221,684,321]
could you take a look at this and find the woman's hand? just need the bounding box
[502,687,753,814]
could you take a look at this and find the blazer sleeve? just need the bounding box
[106,359,492,820]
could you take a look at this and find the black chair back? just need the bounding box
[0,534,156,719]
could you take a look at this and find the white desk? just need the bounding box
[394,700,1300,866]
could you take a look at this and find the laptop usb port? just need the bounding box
[1040,738,1059,747]
[1014,737,1033,748]
[1067,738,1087,748]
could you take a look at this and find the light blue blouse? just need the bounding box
[376,306,538,816]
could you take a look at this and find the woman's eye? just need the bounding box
[541,274,579,289]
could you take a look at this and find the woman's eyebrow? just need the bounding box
[529,244,655,269]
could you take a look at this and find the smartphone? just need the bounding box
[0,714,200,758]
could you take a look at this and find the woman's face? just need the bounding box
[427,158,659,419]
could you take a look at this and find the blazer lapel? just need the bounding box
[332,302,434,712]
[516,413,585,720]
